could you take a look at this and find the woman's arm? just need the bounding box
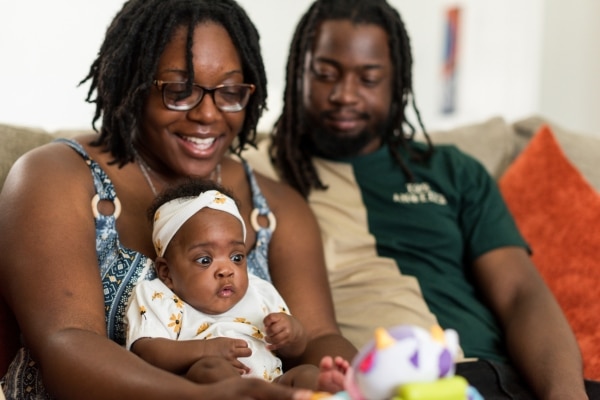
[473,247,588,400]
[258,176,358,366]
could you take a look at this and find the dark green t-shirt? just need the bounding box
[343,142,528,361]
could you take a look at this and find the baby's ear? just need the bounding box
[154,257,173,288]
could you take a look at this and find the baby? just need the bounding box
[125,179,348,392]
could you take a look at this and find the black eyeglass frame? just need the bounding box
[152,80,256,112]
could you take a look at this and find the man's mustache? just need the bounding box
[319,109,370,121]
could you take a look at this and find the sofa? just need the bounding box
[1,116,599,380]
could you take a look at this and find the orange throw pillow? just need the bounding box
[499,124,600,380]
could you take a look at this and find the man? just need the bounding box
[244,0,599,398]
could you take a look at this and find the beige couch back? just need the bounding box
[2,117,599,193]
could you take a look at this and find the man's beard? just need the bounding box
[305,114,390,159]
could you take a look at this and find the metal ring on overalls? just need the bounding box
[250,208,276,233]
[91,194,122,219]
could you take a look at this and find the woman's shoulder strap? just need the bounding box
[54,138,118,202]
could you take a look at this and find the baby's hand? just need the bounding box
[201,337,252,373]
[263,312,307,357]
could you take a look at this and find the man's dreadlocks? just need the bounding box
[270,0,432,198]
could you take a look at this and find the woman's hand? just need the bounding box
[204,376,314,400]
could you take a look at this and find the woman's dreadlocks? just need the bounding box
[80,0,267,166]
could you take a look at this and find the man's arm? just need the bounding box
[473,246,587,400]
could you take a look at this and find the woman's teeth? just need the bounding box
[183,136,216,150]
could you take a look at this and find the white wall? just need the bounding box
[1,1,598,136]
[240,0,546,133]
[0,1,125,132]
[539,0,600,136]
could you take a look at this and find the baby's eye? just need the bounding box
[195,256,212,266]
[231,253,245,263]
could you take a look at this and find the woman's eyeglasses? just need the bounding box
[153,80,255,112]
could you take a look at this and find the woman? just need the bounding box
[0,0,356,398]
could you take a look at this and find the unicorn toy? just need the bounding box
[313,325,483,400]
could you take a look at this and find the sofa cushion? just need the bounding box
[499,124,600,380]
[422,117,516,180]
[512,116,600,191]
[0,124,54,190]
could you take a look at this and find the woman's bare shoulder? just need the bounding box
[1,137,98,200]
[8,135,90,166]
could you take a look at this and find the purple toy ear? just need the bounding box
[438,349,453,377]
[388,325,419,341]
[410,349,419,368]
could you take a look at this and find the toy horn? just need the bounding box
[375,327,395,350]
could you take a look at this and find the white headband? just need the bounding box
[152,190,246,257]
